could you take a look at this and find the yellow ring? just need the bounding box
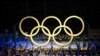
[52,25,73,46]
[30,26,51,46]
[19,16,40,37]
[64,15,85,36]
[41,16,62,36]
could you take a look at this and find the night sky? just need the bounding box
[0,0,100,33]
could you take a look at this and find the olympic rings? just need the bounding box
[19,15,85,46]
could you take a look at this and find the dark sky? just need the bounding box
[0,0,100,33]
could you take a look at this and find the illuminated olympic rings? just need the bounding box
[19,15,85,46]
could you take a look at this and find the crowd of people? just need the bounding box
[0,40,97,56]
